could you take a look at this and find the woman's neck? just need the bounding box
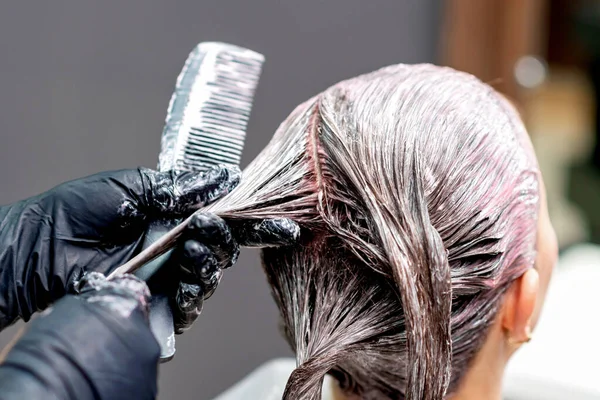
[331,321,509,400]
[448,321,508,400]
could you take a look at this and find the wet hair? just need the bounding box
[206,64,540,399]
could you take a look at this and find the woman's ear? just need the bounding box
[501,268,539,344]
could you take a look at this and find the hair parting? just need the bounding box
[205,64,539,399]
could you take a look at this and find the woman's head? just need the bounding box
[208,64,557,399]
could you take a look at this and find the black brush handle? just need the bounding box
[134,220,178,362]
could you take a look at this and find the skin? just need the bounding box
[448,177,558,400]
[332,176,558,400]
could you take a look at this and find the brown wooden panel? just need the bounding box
[441,0,549,105]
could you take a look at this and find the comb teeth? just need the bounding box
[158,42,265,173]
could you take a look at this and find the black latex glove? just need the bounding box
[0,272,159,400]
[161,213,300,333]
[0,166,300,332]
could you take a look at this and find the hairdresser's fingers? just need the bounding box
[185,213,240,270]
[172,282,205,334]
[171,238,224,333]
[178,239,223,299]
[138,165,241,216]
[232,218,300,248]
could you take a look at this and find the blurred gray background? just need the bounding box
[0,1,440,398]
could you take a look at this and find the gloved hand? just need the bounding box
[0,166,299,332]
[0,272,160,400]
[156,211,300,333]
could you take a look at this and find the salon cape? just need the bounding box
[212,358,335,400]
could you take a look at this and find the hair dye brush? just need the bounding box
[108,42,264,361]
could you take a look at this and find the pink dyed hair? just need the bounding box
[208,64,540,399]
